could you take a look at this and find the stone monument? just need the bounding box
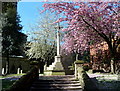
[44,24,65,75]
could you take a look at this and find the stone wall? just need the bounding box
[1,57,30,75]
[77,67,99,91]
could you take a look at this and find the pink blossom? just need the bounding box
[42,2,119,55]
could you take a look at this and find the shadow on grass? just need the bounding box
[1,74,24,90]
[2,79,15,90]
[91,77,120,91]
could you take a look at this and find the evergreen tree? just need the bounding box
[2,8,27,74]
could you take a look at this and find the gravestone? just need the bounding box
[2,68,4,75]
[20,70,22,74]
[17,68,20,74]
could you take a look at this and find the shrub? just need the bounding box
[68,63,75,70]
[74,60,86,64]
[83,65,90,71]
[30,61,39,65]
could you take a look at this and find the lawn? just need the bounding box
[1,74,25,90]
[88,73,120,91]
[96,75,120,91]
[0,73,25,79]
[2,79,15,90]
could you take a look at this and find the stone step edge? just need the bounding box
[38,79,78,81]
[33,82,80,84]
[32,83,81,86]
[34,80,79,82]
[30,86,82,90]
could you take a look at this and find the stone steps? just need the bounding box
[30,86,82,90]
[30,75,82,91]
[34,80,79,84]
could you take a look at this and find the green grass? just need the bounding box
[0,74,25,90]
[96,76,120,90]
[0,74,25,79]
[2,79,15,90]
[44,72,65,76]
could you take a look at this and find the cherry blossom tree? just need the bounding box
[42,2,119,73]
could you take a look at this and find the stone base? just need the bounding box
[44,55,65,75]
[44,70,65,76]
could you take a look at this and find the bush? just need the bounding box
[74,60,86,64]
[68,63,75,70]
[83,65,90,71]
[30,61,39,65]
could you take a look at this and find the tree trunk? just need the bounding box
[108,44,116,74]
[76,53,79,61]
[40,61,44,74]
[110,59,115,73]
[5,51,9,74]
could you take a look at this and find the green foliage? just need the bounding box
[83,65,90,71]
[26,11,57,64]
[30,61,39,65]
[2,2,17,13]
[82,51,90,62]
[68,63,75,70]
[2,7,26,56]
[0,13,6,31]
[0,74,25,79]
[74,60,86,64]
[2,79,15,90]
[26,42,56,63]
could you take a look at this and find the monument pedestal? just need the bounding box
[44,55,65,75]
[44,26,65,75]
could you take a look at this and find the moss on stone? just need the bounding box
[77,67,99,91]
[30,61,39,65]
[74,60,86,64]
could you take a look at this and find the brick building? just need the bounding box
[90,41,120,72]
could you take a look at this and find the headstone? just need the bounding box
[39,69,40,73]
[20,70,22,74]
[17,68,20,74]
[2,68,4,75]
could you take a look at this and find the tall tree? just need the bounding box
[0,13,5,62]
[26,11,58,68]
[43,2,119,73]
[2,7,26,74]
[2,8,26,56]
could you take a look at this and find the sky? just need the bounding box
[17,1,46,34]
